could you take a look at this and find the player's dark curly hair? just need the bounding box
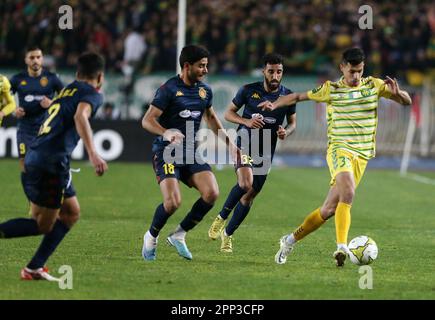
[77,52,105,79]
[342,48,365,65]
[179,45,210,68]
[262,53,284,66]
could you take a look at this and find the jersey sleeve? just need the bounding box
[206,87,213,108]
[80,92,103,115]
[371,77,393,99]
[1,77,16,116]
[151,84,172,111]
[9,75,19,94]
[53,74,64,93]
[287,104,296,116]
[232,86,248,109]
[307,81,331,103]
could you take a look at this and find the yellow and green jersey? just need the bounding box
[0,75,16,124]
[307,76,393,160]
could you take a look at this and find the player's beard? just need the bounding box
[265,79,280,92]
[188,69,204,84]
[31,63,41,72]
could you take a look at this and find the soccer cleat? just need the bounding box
[333,249,347,267]
[142,231,158,261]
[20,267,59,281]
[220,231,233,253]
[275,235,294,264]
[166,234,192,260]
[208,215,226,240]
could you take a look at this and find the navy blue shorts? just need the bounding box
[152,151,212,187]
[21,166,74,209]
[16,130,35,159]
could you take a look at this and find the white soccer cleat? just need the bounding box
[142,231,158,261]
[275,235,294,264]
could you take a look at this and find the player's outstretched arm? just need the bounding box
[258,92,308,111]
[142,104,184,144]
[384,76,412,105]
[224,103,264,128]
[75,102,108,176]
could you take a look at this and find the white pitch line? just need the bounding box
[401,173,435,186]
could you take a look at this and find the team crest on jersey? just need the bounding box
[176,90,184,97]
[198,87,207,99]
[360,89,371,97]
[20,80,27,86]
[40,77,48,87]
[251,92,261,99]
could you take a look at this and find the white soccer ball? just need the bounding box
[348,236,378,265]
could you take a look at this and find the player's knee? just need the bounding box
[202,188,219,204]
[238,179,253,192]
[164,197,181,214]
[340,188,355,204]
[37,220,55,234]
[320,205,335,220]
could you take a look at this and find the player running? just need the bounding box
[208,53,296,253]
[0,52,108,280]
[259,48,412,267]
[141,45,239,261]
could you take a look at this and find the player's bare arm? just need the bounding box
[142,104,184,144]
[258,92,308,111]
[74,102,108,176]
[278,112,296,140]
[224,103,265,129]
[384,76,412,105]
[40,96,52,109]
[15,106,25,118]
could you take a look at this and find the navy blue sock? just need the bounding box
[225,202,251,236]
[219,184,247,220]
[27,219,70,270]
[180,198,214,232]
[0,218,40,239]
[149,203,171,238]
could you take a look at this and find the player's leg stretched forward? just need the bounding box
[167,171,219,260]
[208,166,252,241]
[0,197,79,280]
[275,174,355,266]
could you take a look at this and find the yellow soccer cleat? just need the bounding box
[220,231,233,253]
[208,215,226,240]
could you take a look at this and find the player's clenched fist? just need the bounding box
[163,129,185,144]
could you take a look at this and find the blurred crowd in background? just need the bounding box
[0,0,434,85]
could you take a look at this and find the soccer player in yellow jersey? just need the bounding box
[0,74,16,126]
[259,48,412,267]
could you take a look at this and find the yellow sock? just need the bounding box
[293,208,326,241]
[335,202,352,245]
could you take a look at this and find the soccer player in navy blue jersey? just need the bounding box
[208,53,297,253]
[0,52,108,280]
[10,47,64,171]
[141,45,239,261]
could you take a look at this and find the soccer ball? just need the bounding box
[348,236,378,265]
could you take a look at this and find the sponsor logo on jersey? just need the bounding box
[24,95,44,102]
[20,80,27,86]
[199,87,207,99]
[179,109,191,118]
[263,117,276,124]
[40,77,48,87]
[175,90,184,97]
[190,111,201,119]
[251,113,264,120]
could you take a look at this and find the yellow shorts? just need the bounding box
[326,148,368,187]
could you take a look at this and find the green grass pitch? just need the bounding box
[0,159,434,299]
